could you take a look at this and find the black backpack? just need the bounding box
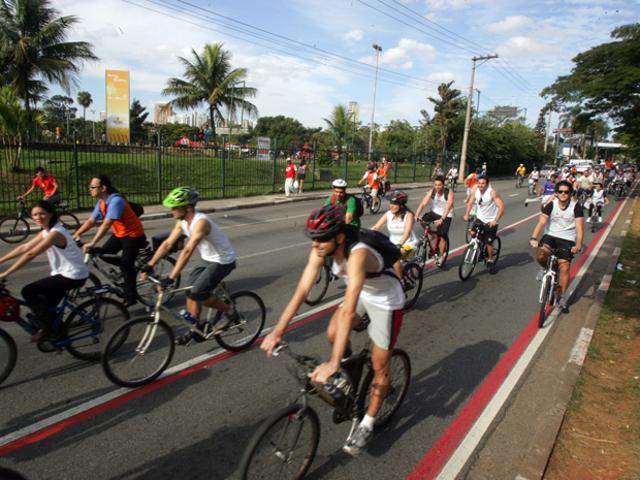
[344,226,401,277]
[129,201,144,217]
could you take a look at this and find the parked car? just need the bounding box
[566,159,593,173]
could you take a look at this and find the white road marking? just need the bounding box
[509,193,520,197]
[613,247,621,257]
[598,274,612,293]
[568,328,594,366]
[237,241,309,260]
[219,213,308,230]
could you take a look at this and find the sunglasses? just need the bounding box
[88,185,100,190]
[557,190,571,194]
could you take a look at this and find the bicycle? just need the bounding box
[447,176,457,192]
[586,202,604,233]
[237,339,410,479]
[304,259,338,306]
[464,209,477,244]
[0,278,128,385]
[360,186,381,214]
[527,178,538,197]
[537,248,573,327]
[415,219,450,269]
[458,222,502,281]
[0,199,79,244]
[515,174,524,188]
[102,275,266,387]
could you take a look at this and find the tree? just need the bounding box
[323,104,354,155]
[428,81,464,155]
[42,95,75,125]
[76,90,92,121]
[541,23,640,152]
[129,99,149,144]
[484,105,520,126]
[0,86,44,169]
[163,42,257,143]
[253,115,308,149]
[375,120,417,155]
[0,0,97,109]
[534,109,547,137]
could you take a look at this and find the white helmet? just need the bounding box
[332,178,347,188]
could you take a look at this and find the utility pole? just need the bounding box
[368,44,382,162]
[459,54,498,181]
[543,110,552,153]
[475,89,481,118]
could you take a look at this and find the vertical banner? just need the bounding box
[257,136,271,161]
[105,69,130,143]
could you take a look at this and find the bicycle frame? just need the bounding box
[539,253,559,304]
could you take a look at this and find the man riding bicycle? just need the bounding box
[415,175,454,267]
[586,181,609,223]
[325,179,361,228]
[446,165,458,188]
[262,205,405,456]
[17,167,62,206]
[358,164,381,200]
[515,164,526,186]
[143,186,238,343]
[529,180,584,313]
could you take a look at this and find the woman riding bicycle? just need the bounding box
[0,200,88,340]
[415,176,455,267]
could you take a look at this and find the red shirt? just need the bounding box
[32,175,57,197]
[285,163,297,179]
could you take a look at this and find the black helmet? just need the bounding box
[305,205,345,240]
[389,190,408,205]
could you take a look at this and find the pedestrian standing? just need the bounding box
[284,158,297,197]
[297,159,307,194]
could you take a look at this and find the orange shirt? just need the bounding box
[466,173,478,188]
[32,175,58,197]
[92,194,145,238]
[366,171,380,190]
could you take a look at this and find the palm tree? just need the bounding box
[0,86,44,169]
[76,90,92,121]
[162,42,257,142]
[0,0,98,110]
[428,81,464,155]
[323,104,354,155]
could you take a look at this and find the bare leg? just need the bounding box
[366,344,392,417]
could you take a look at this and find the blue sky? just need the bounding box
[53,0,637,130]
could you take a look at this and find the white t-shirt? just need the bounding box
[42,224,89,280]
[543,199,584,242]
[331,243,404,311]
[385,211,418,248]
[181,211,236,264]
[475,186,499,223]
[591,189,606,204]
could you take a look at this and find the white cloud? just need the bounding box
[487,15,533,34]
[427,71,456,83]
[360,38,436,70]
[496,36,550,59]
[344,29,364,41]
[424,0,486,10]
[398,38,436,56]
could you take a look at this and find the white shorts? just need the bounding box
[350,296,403,350]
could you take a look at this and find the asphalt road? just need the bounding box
[0,179,608,479]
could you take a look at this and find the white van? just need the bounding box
[566,159,593,173]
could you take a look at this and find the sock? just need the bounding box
[359,414,375,431]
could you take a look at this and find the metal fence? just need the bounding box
[0,142,457,214]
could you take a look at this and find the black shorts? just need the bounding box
[421,212,451,237]
[188,260,236,301]
[472,219,498,243]
[297,173,306,180]
[540,235,575,261]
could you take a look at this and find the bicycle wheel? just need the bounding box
[305,264,330,306]
[402,261,423,310]
[358,349,411,429]
[0,328,17,385]
[485,237,501,273]
[458,243,478,281]
[136,256,180,306]
[58,212,79,231]
[436,237,450,268]
[102,316,175,388]
[538,275,552,328]
[370,196,381,214]
[464,219,474,243]
[0,216,29,244]
[238,404,320,480]
[63,297,129,361]
[212,291,266,351]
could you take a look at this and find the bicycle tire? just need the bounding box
[63,297,129,361]
[538,275,551,328]
[485,237,501,274]
[357,349,411,429]
[0,328,17,385]
[58,212,80,231]
[305,264,330,306]
[437,237,450,268]
[212,291,266,351]
[102,316,175,388]
[402,261,423,310]
[238,403,320,480]
[370,196,381,214]
[136,256,180,306]
[458,243,477,281]
[0,216,30,244]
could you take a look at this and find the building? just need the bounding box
[348,101,360,124]
[153,102,174,125]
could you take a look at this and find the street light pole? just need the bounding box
[459,54,498,181]
[368,44,382,162]
[475,89,481,118]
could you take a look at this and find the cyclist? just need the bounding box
[528,167,541,195]
[586,181,609,223]
[592,167,604,186]
[371,190,418,276]
[446,165,458,188]
[0,200,88,340]
[143,186,238,343]
[17,167,62,205]
[524,172,557,209]
[515,164,526,186]
[415,176,454,267]
[325,179,361,228]
[377,158,391,196]
[73,175,146,307]
[262,205,405,456]
[465,168,480,199]
[529,180,584,313]
[575,170,593,204]
[463,175,505,268]
[358,164,381,206]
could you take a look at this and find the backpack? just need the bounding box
[344,226,401,278]
[0,287,19,322]
[330,194,364,219]
[129,201,144,217]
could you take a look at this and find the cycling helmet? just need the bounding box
[305,205,345,240]
[163,186,199,208]
[389,190,408,205]
[367,164,376,171]
[332,178,348,188]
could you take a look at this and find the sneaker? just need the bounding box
[175,324,209,345]
[598,216,603,223]
[558,297,569,313]
[536,269,545,281]
[586,217,591,223]
[435,257,443,267]
[342,425,373,456]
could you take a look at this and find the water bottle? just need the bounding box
[322,370,352,407]
[180,309,197,325]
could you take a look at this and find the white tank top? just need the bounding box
[181,212,236,264]
[432,190,454,218]
[475,186,498,223]
[591,189,605,204]
[42,224,89,280]
[331,243,404,311]
[546,199,580,242]
[385,211,419,248]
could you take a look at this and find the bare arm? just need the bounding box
[464,186,476,219]
[414,189,433,219]
[370,213,387,231]
[73,218,97,240]
[0,232,45,264]
[574,217,584,252]
[18,186,35,199]
[529,214,549,247]
[398,211,415,245]
[168,218,209,280]
[0,231,62,278]
[84,218,114,250]
[491,190,505,226]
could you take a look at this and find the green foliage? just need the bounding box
[42,94,75,126]
[252,115,318,149]
[129,99,149,145]
[0,86,44,169]
[428,81,465,155]
[323,104,355,154]
[76,90,92,120]
[156,123,195,145]
[375,120,417,155]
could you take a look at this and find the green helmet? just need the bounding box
[163,186,199,208]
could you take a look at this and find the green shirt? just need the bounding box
[325,194,361,228]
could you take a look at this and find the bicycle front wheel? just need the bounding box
[538,276,552,328]
[102,317,175,387]
[0,216,29,244]
[304,264,330,306]
[358,349,411,429]
[137,256,180,306]
[58,212,80,231]
[458,243,478,281]
[212,291,266,351]
[402,261,423,310]
[370,196,381,214]
[0,328,17,385]
[63,297,130,361]
[238,404,320,480]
